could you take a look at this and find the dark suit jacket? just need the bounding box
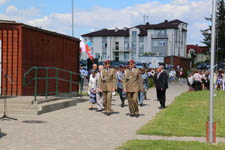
[155,71,168,90]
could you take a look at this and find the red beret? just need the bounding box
[104,60,110,64]
[128,60,135,64]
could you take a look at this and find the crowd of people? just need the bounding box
[80,60,169,117]
[187,69,225,91]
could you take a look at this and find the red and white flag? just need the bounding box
[80,40,93,62]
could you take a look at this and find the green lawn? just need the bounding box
[117,140,225,150]
[137,91,225,137]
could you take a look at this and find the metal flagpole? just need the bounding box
[209,0,217,144]
[72,0,74,37]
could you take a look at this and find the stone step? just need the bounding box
[37,98,82,115]
[0,96,88,115]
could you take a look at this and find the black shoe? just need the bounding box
[121,103,124,107]
[96,109,103,112]
[89,108,93,110]
[135,114,139,118]
[140,103,143,107]
[158,106,165,109]
[104,112,111,116]
[130,114,135,117]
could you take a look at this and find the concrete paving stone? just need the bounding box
[0,83,188,150]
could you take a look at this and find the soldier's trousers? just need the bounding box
[127,92,139,115]
[102,91,112,113]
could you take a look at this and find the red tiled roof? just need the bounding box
[187,45,208,54]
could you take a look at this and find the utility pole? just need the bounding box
[72,0,74,37]
[209,0,217,144]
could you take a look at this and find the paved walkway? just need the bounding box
[0,83,187,150]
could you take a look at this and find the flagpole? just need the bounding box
[209,0,217,144]
[72,0,74,37]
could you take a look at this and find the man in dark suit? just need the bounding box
[155,65,168,109]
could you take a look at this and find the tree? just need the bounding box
[217,0,225,62]
[201,0,225,62]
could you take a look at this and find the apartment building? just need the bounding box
[81,19,188,62]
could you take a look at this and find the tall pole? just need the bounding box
[72,0,74,37]
[209,0,217,144]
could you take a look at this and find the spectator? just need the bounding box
[88,70,98,110]
[187,73,194,91]
[96,65,104,112]
[193,70,202,91]
[169,69,176,83]
[79,66,87,94]
[116,66,126,107]
[138,68,149,106]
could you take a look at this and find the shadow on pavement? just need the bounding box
[0,131,7,138]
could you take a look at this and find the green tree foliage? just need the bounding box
[201,0,225,62]
[217,0,225,61]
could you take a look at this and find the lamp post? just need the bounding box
[209,0,217,144]
[72,0,74,37]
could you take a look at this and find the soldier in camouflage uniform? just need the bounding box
[98,60,116,116]
[123,60,143,117]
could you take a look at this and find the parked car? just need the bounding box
[217,63,225,70]
[111,61,120,68]
[136,62,144,68]
[197,63,208,70]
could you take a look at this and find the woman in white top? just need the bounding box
[88,70,98,110]
[169,69,176,83]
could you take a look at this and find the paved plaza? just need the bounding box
[0,83,187,150]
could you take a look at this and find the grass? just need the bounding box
[117,140,225,150]
[137,91,225,137]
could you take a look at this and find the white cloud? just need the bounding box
[0,5,40,24]
[0,0,10,5]
[0,0,212,44]
[6,5,39,18]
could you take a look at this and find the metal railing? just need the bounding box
[23,67,80,101]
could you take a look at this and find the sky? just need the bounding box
[0,0,212,45]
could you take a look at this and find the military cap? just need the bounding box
[128,60,135,64]
[104,60,110,64]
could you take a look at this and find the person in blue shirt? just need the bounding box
[139,68,149,106]
[116,65,126,107]
[80,66,87,94]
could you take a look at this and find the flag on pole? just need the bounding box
[80,40,93,62]
[85,41,93,62]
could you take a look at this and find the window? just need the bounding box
[159,41,166,47]
[131,54,136,59]
[95,53,100,59]
[102,42,107,48]
[102,53,107,60]
[124,42,129,50]
[153,41,158,47]
[132,31,137,37]
[124,52,129,61]
[139,41,144,49]
[155,30,166,36]
[115,42,119,50]
[132,41,136,49]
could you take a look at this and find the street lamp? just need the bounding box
[72,0,74,37]
[209,0,217,144]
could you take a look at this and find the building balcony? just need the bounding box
[112,47,131,52]
[151,34,168,39]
